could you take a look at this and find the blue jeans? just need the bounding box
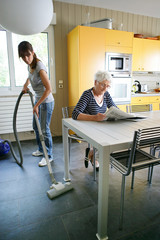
[33,101,54,159]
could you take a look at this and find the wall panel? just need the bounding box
[50,1,160,136]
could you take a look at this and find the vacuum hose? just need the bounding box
[4,91,26,166]
[4,91,58,183]
[4,91,38,167]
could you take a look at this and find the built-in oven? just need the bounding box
[105,52,132,74]
[108,75,132,104]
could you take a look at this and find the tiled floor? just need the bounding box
[0,137,160,240]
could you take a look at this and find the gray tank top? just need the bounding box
[28,61,54,103]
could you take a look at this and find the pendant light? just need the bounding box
[0,0,53,35]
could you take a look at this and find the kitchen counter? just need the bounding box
[132,92,160,97]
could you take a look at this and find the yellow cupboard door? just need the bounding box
[131,96,150,105]
[149,96,160,111]
[68,27,80,106]
[79,26,106,95]
[105,29,133,53]
[132,38,160,72]
[132,38,143,71]
[117,105,127,112]
[143,39,160,72]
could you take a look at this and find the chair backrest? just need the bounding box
[129,126,160,172]
[110,126,160,176]
[136,127,160,149]
[62,106,75,118]
[126,104,152,113]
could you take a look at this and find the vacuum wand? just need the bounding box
[27,90,73,199]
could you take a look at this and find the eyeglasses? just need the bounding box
[99,82,111,89]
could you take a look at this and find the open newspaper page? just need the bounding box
[104,106,146,121]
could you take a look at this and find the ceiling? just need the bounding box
[55,0,160,18]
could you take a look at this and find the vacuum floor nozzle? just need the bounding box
[47,182,73,199]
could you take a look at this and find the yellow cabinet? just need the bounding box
[105,29,133,54]
[68,26,106,106]
[149,96,160,111]
[131,96,150,104]
[132,38,160,71]
[131,96,160,111]
[117,105,127,112]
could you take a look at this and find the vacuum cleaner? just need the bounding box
[4,90,73,199]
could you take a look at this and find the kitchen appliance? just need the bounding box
[108,75,132,104]
[106,52,132,104]
[105,52,132,75]
[141,84,148,92]
[134,80,141,93]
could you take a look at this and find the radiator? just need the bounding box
[0,95,33,134]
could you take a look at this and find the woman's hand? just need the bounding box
[77,112,106,121]
[22,86,29,93]
[95,113,106,121]
[33,105,39,117]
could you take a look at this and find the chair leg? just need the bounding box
[147,166,151,181]
[150,146,155,156]
[119,175,126,230]
[149,165,154,184]
[93,147,96,181]
[131,170,135,189]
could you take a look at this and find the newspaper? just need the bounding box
[104,106,146,121]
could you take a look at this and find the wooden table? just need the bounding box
[62,111,160,240]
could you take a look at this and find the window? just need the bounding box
[0,26,56,95]
[0,31,10,87]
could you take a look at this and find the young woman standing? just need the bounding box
[18,41,54,167]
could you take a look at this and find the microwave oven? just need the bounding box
[105,52,132,75]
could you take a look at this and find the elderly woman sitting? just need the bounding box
[72,70,117,170]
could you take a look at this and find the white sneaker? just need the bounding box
[38,157,53,167]
[32,150,43,157]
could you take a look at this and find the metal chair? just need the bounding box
[110,126,160,230]
[126,103,160,162]
[127,103,154,164]
[62,106,97,180]
[126,104,152,113]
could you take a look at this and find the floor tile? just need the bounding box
[0,137,160,240]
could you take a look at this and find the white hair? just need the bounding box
[94,71,112,83]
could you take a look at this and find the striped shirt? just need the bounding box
[72,88,117,120]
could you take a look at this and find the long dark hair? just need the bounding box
[18,41,37,69]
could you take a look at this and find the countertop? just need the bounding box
[132,92,160,97]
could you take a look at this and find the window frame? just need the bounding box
[0,25,56,96]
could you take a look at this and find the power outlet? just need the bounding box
[59,80,63,88]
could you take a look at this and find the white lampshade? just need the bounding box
[0,0,53,35]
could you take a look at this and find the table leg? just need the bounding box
[96,145,110,240]
[62,122,70,181]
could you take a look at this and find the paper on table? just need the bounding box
[104,106,146,121]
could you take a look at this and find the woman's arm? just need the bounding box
[77,112,106,121]
[72,90,91,120]
[22,78,30,93]
[105,91,117,108]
